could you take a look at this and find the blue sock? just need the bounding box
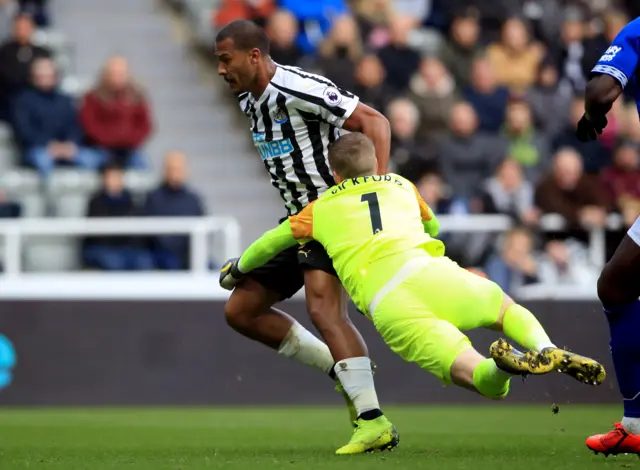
[607,300,640,418]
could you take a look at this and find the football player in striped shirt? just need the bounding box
[214,19,397,453]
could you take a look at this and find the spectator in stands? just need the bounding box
[350,0,391,49]
[481,158,539,227]
[377,15,421,92]
[526,60,572,140]
[144,151,205,270]
[394,0,432,26]
[213,0,275,29]
[0,13,50,122]
[83,163,154,271]
[552,8,587,93]
[463,57,509,133]
[409,56,459,141]
[0,190,20,218]
[521,0,563,46]
[353,54,394,114]
[502,100,550,183]
[553,96,611,174]
[12,58,103,177]
[80,56,153,169]
[278,0,347,55]
[484,227,540,295]
[415,171,452,215]
[266,10,303,67]
[316,15,362,90]
[438,102,504,206]
[486,17,544,93]
[439,7,483,89]
[537,239,599,287]
[535,148,608,229]
[582,11,628,79]
[601,143,640,228]
[18,0,49,27]
[624,105,640,154]
[387,97,435,176]
[0,0,18,43]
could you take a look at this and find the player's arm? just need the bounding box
[410,182,439,237]
[578,20,640,141]
[343,103,390,174]
[219,221,298,290]
[219,205,315,290]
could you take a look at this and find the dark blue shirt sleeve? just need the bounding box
[591,18,640,89]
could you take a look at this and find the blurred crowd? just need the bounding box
[0,0,207,272]
[214,0,640,294]
[2,0,640,288]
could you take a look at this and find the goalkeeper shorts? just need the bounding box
[370,255,504,384]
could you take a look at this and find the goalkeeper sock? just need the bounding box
[278,321,334,374]
[502,304,555,352]
[473,358,511,399]
[334,357,382,419]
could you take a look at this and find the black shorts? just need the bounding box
[246,240,337,300]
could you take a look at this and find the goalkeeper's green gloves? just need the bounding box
[219,257,244,291]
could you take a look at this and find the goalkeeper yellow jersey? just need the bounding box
[304,173,445,308]
[238,173,444,315]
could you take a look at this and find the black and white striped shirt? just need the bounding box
[238,64,360,215]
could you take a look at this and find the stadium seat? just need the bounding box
[0,149,15,174]
[124,170,158,204]
[49,169,100,218]
[60,75,91,98]
[23,236,80,272]
[184,0,220,46]
[0,170,45,218]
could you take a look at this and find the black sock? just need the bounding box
[358,409,383,421]
[328,362,337,380]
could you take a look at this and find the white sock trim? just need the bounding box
[335,356,380,415]
[278,321,334,375]
[533,341,556,352]
[622,417,640,434]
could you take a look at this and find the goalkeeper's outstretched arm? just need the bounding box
[237,220,299,273]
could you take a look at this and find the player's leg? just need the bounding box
[434,260,605,384]
[299,242,397,455]
[224,245,334,376]
[371,284,515,399]
[489,293,605,385]
[586,222,640,455]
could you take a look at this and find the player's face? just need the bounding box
[215,38,257,94]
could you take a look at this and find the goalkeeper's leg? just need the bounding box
[490,295,606,386]
[373,297,515,399]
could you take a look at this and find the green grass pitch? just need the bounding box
[0,406,634,469]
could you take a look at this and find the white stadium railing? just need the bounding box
[438,212,623,270]
[0,216,241,277]
[0,213,622,300]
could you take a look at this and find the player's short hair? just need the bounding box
[216,20,270,55]
[328,133,376,179]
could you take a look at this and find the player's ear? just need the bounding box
[250,48,260,64]
[332,170,343,183]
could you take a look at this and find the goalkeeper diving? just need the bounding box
[220,132,606,405]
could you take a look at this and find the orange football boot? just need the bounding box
[586,422,640,456]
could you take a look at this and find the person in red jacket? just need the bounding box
[80,55,153,168]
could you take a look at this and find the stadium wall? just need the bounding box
[0,300,616,406]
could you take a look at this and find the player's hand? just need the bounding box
[219,257,243,291]
[576,113,608,142]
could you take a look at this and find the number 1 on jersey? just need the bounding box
[361,192,383,234]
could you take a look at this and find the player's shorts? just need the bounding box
[369,255,504,384]
[246,240,337,300]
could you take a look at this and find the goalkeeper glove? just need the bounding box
[576,113,608,142]
[219,257,244,290]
